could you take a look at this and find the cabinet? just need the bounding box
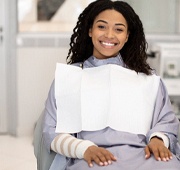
[151,43,180,119]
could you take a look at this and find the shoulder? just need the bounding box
[71,62,83,68]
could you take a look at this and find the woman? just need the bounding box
[43,0,180,169]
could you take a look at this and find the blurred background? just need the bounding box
[0,0,180,169]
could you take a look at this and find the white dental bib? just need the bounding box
[55,63,160,135]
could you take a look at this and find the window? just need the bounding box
[18,0,94,32]
[18,0,180,34]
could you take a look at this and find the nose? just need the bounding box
[105,29,114,38]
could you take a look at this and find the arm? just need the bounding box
[51,133,116,167]
[51,133,96,158]
[145,79,179,161]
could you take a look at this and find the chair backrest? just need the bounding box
[33,112,56,170]
[178,122,180,142]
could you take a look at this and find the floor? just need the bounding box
[0,135,37,170]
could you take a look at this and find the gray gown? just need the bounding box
[43,54,180,170]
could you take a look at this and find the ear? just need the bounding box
[125,32,130,43]
[89,28,92,37]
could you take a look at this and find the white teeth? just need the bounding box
[101,42,115,46]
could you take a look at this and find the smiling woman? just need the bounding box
[39,0,180,170]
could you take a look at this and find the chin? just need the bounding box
[94,51,119,59]
[103,53,118,59]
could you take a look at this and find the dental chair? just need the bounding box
[33,112,56,170]
[179,121,180,142]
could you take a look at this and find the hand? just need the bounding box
[144,137,172,162]
[83,145,117,167]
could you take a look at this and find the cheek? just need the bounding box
[91,37,99,49]
[118,37,128,50]
[91,33,100,44]
[121,35,129,44]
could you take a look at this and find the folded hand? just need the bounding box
[144,137,172,161]
[84,145,117,167]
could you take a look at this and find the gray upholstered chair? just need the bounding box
[178,122,180,142]
[33,112,55,170]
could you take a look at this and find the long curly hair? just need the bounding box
[67,0,152,75]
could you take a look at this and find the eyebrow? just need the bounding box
[96,19,126,27]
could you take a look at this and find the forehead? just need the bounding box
[94,9,127,25]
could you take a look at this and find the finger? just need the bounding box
[92,154,104,166]
[168,150,173,160]
[110,153,117,161]
[162,148,172,161]
[87,159,93,168]
[97,149,115,165]
[159,149,166,161]
[144,146,151,159]
[163,149,173,161]
[103,150,117,164]
[96,152,109,166]
[85,155,94,167]
[151,148,161,161]
[163,150,170,161]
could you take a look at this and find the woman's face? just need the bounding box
[89,9,129,59]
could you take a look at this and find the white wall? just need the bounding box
[16,46,68,136]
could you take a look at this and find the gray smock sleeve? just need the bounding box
[146,78,180,154]
[43,80,58,153]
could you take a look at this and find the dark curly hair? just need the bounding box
[67,0,152,75]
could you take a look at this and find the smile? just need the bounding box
[101,41,117,47]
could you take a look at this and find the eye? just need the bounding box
[115,28,123,32]
[97,25,106,29]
